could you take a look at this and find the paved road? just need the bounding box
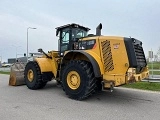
[0,74,160,120]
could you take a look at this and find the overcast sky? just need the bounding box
[0,0,160,62]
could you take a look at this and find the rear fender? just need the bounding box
[62,50,102,77]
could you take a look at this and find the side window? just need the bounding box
[61,29,70,54]
[62,31,69,44]
[76,31,83,38]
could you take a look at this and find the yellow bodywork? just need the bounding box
[98,36,130,86]
[32,36,149,89]
[70,36,149,88]
[35,51,59,78]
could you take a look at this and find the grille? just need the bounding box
[134,44,146,66]
[133,44,146,73]
[124,38,147,74]
[101,40,114,72]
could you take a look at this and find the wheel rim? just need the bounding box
[67,71,80,90]
[27,69,34,82]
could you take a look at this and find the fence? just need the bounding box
[142,69,160,83]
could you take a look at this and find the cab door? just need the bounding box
[60,28,70,56]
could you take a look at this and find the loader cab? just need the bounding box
[55,23,90,56]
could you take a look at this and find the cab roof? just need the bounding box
[55,23,90,31]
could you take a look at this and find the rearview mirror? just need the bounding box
[38,48,43,53]
[56,29,59,36]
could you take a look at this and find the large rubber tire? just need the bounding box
[24,61,47,90]
[95,78,102,92]
[62,60,96,100]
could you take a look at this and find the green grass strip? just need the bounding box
[147,62,160,69]
[149,71,160,75]
[0,71,10,75]
[122,82,160,91]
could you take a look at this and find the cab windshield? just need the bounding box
[72,28,88,39]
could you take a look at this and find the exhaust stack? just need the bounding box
[96,23,102,36]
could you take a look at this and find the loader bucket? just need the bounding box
[9,62,26,86]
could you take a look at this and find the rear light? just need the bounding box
[92,43,97,49]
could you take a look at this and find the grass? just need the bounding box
[149,71,160,75]
[147,62,160,75]
[122,82,160,91]
[0,71,10,75]
[147,62,160,69]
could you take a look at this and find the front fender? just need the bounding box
[35,58,58,77]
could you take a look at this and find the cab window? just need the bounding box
[60,28,70,54]
[62,30,69,43]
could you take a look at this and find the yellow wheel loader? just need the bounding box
[10,23,149,100]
